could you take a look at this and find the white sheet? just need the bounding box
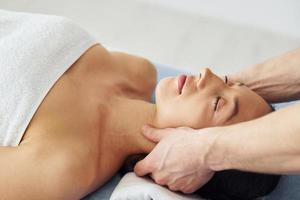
[110,173,205,200]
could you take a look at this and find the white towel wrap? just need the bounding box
[0,10,98,146]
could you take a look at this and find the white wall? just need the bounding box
[1,0,299,74]
[137,0,300,38]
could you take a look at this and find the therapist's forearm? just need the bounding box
[206,102,300,174]
[229,48,300,103]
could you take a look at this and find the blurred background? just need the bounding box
[1,0,300,74]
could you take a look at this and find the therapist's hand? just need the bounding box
[134,125,215,193]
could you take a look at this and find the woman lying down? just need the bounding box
[0,10,279,200]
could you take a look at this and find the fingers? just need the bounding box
[141,125,172,143]
[134,159,152,177]
[168,177,203,194]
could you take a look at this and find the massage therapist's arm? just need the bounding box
[211,48,300,172]
[229,48,300,103]
[207,102,300,174]
[135,103,300,193]
[135,48,300,193]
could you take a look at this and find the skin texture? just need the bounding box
[134,125,215,193]
[0,44,158,199]
[229,48,300,103]
[135,48,300,194]
[155,68,271,129]
[0,43,273,199]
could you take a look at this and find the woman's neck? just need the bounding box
[105,97,157,157]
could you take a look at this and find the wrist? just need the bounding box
[202,127,232,172]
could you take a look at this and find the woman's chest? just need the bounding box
[20,68,108,148]
[19,44,154,145]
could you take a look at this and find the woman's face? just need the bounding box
[155,68,272,128]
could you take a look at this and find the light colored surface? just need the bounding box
[138,0,300,38]
[109,172,202,200]
[0,10,97,146]
[0,0,299,75]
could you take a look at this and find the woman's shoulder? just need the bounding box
[110,51,157,100]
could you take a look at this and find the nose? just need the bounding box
[197,68,213,89]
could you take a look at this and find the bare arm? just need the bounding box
[229,48,300,103]
[134,48,300,192]
[133,103,300,193]
[207,102,300,174]
[133,103,300,192]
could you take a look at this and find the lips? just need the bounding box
[178,75,187,94]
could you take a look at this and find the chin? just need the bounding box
[155,78,171,102]
[157,77,174,90]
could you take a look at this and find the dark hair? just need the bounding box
[195,170,280,200]
[121,154,280,200]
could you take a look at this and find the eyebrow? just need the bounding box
[226,97,239,122]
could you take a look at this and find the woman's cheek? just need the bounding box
[188,108,209,128]
[155,106,180,128]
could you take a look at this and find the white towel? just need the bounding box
[0,10,98,146]
[110,173,205,200]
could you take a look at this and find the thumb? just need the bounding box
[134,159,151,177]
[141,125,171,143]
